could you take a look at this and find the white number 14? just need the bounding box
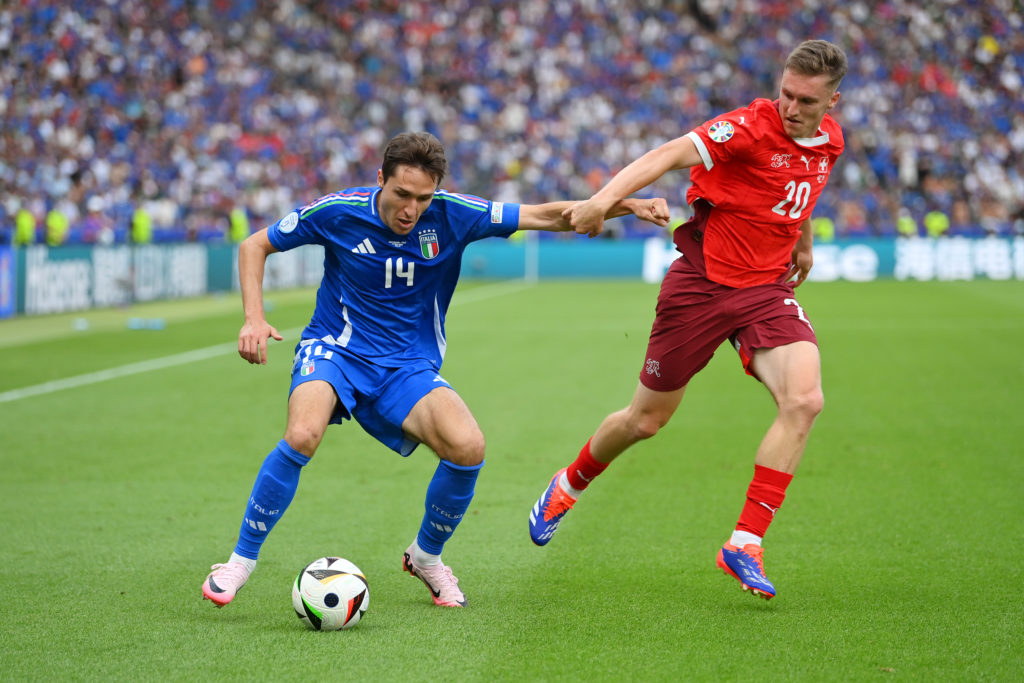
[385,257,415,288]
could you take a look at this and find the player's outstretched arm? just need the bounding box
[237,228,283,365]
[568,135,704,237]
[517,197,670,233]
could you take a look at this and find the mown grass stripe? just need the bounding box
[0,280,532,403]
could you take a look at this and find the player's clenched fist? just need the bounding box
[564,199,614,238]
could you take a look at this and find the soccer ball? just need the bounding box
[292,557,369,630]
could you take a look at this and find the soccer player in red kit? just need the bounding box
[528,40,848,600]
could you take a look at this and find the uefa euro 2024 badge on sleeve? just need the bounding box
[708,120,735,143]
[279,212,299,233]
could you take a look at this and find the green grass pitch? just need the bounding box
[1,278,1021,681]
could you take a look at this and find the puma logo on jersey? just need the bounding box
[800,155,811,170]
[352,238,376,254]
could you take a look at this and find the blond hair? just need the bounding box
[785,40,848,91]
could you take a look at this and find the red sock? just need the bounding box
[565,438,609,491]
[735,464,794,538]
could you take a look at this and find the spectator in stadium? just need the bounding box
[44,204,70,247]
[924,209,951,238]
[812,215,836,242]
[201,132,668,610]
[528,40,848,602]
[13,205,36,246]
[81,196,114,244]
[228,206,250,243]
[896,208,919,238]
[1,2,1021,242]
[130,204,153,245]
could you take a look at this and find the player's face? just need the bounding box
[376,165,437,235]
[777,69,840,139]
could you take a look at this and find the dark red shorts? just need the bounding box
[640,256,817,392]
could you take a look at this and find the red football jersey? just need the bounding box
[684,98,844,288]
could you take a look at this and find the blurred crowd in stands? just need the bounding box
[2,0,1023,245]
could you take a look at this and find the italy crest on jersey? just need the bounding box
[419,230,439,259]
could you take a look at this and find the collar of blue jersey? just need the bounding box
[369,188,380,216]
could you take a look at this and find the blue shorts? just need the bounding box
[289,340,451,456]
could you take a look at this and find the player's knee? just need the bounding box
[781,387,824,426]
[283,423,325,458]
[630,411,669,441]
[803,387,824,419]
[439,428,485,467]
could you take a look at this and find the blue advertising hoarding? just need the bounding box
[2,237,1023,317]
[0,246,15,319]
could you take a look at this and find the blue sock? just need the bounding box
[416,459,483,555]
[233,440,310,560]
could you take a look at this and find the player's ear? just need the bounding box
[828,90,840,110]
[377,169,385,188]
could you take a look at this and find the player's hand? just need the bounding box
[627,197,670,227]
[787,247,813,287]
[238,319,283,365]
[563,199,610,238]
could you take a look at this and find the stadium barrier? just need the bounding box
[2,236,1023,318]
[462,236,1024,283]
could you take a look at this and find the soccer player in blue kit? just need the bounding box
[202,132,669,608]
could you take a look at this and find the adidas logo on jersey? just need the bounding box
[352,238,376,254]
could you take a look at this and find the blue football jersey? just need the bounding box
[267,187,520,368]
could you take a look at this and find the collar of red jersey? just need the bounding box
[792,131,830,147]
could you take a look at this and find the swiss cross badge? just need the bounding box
[419,230,439,259]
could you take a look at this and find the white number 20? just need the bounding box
[772,180,811,219]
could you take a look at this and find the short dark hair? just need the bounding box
[381,132,448,186]
[785,40,848,91]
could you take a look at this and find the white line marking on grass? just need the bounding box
[451,279,533,305]
[0,340,235,403]
[0,280,533,404]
